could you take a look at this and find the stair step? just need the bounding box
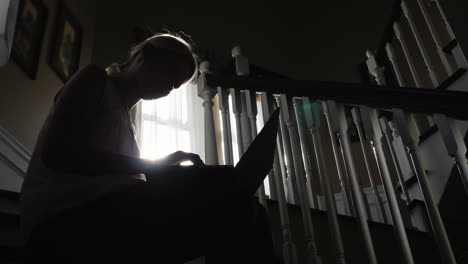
[419,125,439,145]
[437,67,467,91]
[442,39,459,54]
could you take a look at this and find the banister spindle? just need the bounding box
[351,108,389,224]
[379,117,413,207]
[293,98,320,209]
[278,95,323,263]
[401,0,440,87]
[428,0,456,39]
[259,93,298,264]
[230,87,244,159]
[233,46,267,207]
[393,22,423,87]
[260,92,279,200]
[368,48,417,203]
[433,114,468,195]
[367,48,416,229]
[385,42,406,86]
[230,48,246,159]
[324,101,378,264]
[292,95,346,264]
[231,47,249,157]
[197,62,218,165]
[278,95,322,264]
[300,98,347,264]
[302,99,326,211]
[245,89,258,139]
[360,106,415,264]
[311,98,353,215]
[416,0,454,75]
[240,92,252,152]
[393,110,456,264]
[275,115,293,203]
[217,87,234,165]
[277,96,299,204]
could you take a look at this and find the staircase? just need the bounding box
[193,0,468,260]
[0,189,445,264]
[2,0,468,263]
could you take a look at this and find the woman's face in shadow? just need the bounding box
[130,43,194,100]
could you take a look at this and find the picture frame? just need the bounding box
[11,0,48,80]
[49,2,82,82]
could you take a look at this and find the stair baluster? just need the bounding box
[300,97,347,264]
[379,117,413,209]
[428,0,456,40]
[432,114,468,195]
[197,62,218,165]
[393,110,457,264]
[360,106,415,264]
[293,98,320,210]
[229,86,244,159]
[278,95,323,263]
[260,92,279,200]
[259,91,299,264]
[393,22,423,87]
[233,47,267,207]
[277,97,299,204]
[351,107,389,223]
[401,0,441,87]
[240,93,252,153]
[302,97,326,211]
[323,101,378,264]
[416,0,454,76]
[217,87,234,165]
[308,98,354,216]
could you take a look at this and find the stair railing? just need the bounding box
[364,0,468,262]
[197,42,468,264]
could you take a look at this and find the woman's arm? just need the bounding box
[42,65,204,175]
[44,150,204,176]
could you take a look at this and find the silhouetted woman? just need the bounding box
[21,33,275,263]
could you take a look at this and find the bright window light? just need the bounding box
[138,85,193,161]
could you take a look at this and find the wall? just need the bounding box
[92,0,395,82]
[0,0,97,151]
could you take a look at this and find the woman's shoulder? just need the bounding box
[69,64,107,84]
[54,64,108,107]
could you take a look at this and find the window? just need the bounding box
[136,83,204,161]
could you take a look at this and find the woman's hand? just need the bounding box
[163,151,205,166]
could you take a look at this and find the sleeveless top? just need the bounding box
[20,65,145,240]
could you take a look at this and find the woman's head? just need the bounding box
[108,33,198,100]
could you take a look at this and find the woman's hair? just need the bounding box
[106,32,199,85]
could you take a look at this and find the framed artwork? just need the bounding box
[11,0,48,80]
[49,2,82,82]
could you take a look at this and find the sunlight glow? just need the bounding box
[139,86,192,160]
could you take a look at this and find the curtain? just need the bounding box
[134,82,204,162]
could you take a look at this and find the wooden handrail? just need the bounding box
[204,74,468,120]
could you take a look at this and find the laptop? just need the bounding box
[145,108,280,197]
[233,107,280,195]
